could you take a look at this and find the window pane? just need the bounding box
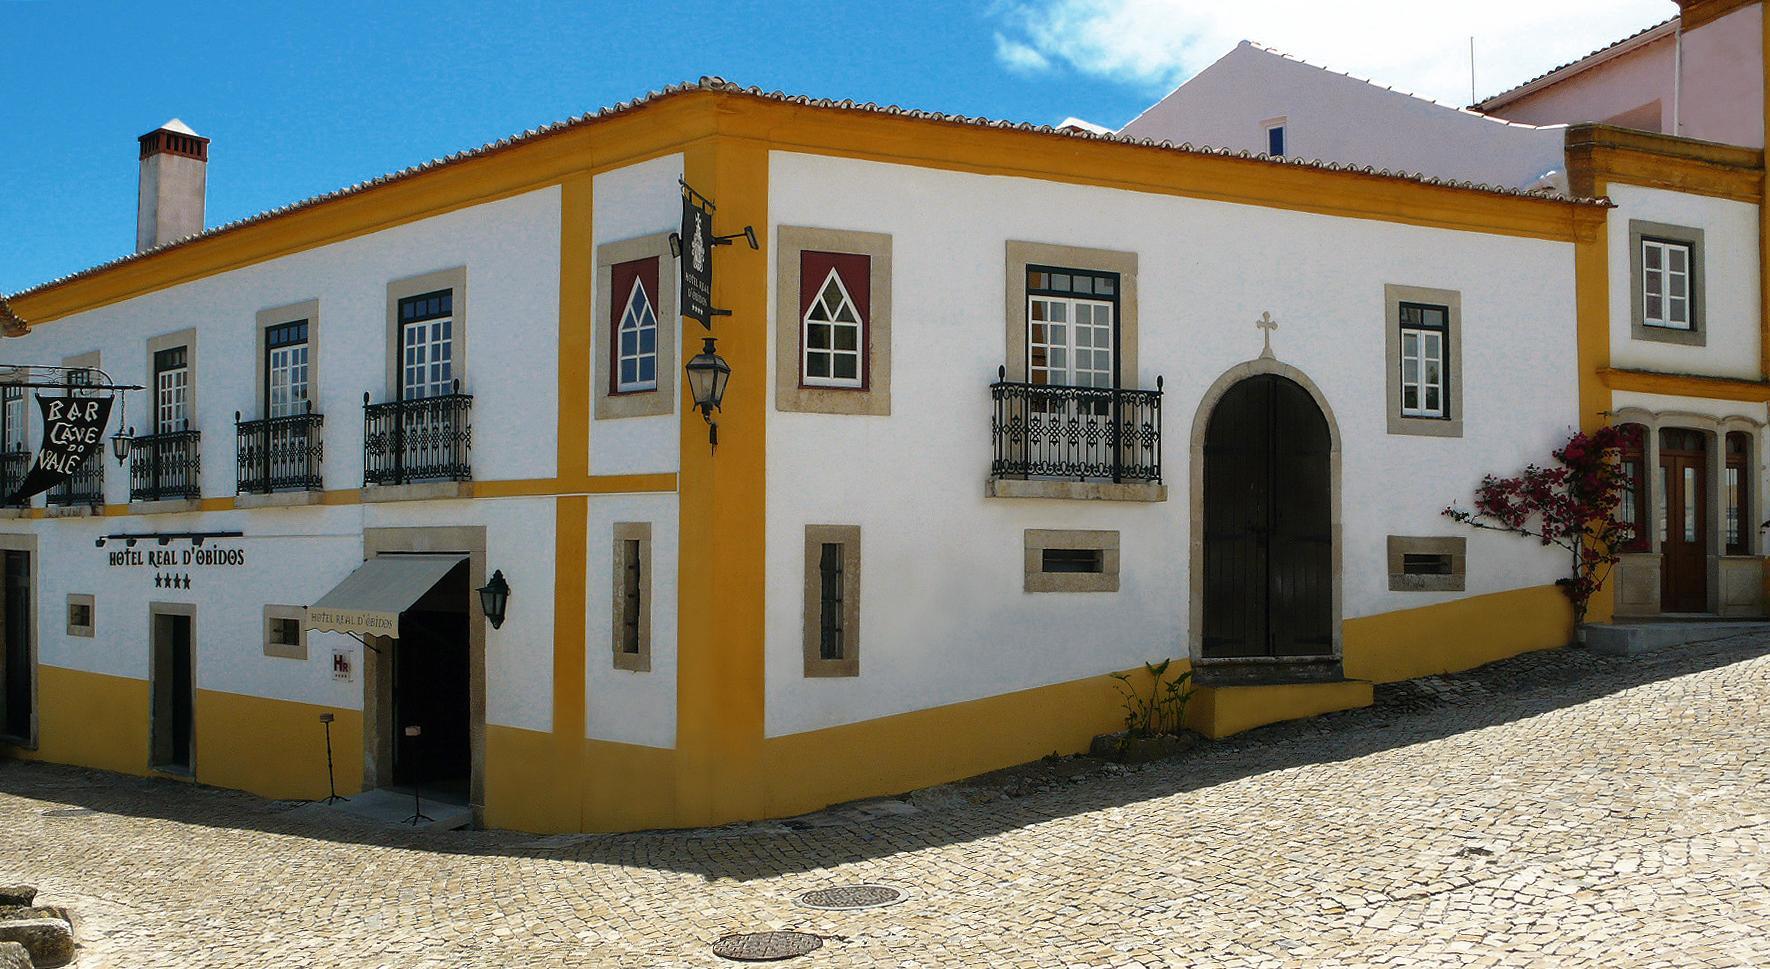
[1684,467,1697,542]
[1644,243,1661,270]
[833,356,857,380]
[1669,246,1687,272]
[807,354,829,378]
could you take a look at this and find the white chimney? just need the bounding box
[136,119,209,252]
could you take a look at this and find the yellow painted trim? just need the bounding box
[67,473,675,519]
[719,100,1600,243]
[558,173,594,482]
[1598,367,1770,402]
[673,135,770,827]
[759,666,1138,820]
[1762,6,1770,383]
[10,101,713,324]
[482,725,678,833]
[550,496,588,829]
[4,665,146,776]
[1576,178,1614,436]
[1566,124,1765,203]
[193,688,363,800]
[1342,585,1574,683]
[11,93,1602,329]
[1188,680,1373,739]
[1680,0,1760,32]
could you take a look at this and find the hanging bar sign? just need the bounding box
[5,394,113,504]
[679,181,715,329]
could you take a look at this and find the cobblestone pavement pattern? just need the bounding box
[4,635,1769,967]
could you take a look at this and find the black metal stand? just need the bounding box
[402,723,431,825]
[320,714,347,805]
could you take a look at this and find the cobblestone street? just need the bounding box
[4,635,1768,968]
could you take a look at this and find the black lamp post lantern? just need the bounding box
[478,569,511,630]
[684,337,731,446]
[110,425,133,466]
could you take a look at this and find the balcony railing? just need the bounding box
[0,450,29,508]
[47,452,104,507]
[990,368,1163,483]
[363,384,473,487]
[236,407,324,494]
[129,426,202,502]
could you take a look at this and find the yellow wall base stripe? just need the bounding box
[1188,680,1374,739]
[1343,584,1573,683]
[6,665,147,776]
[194,689,363,800]
[482,724,678,833]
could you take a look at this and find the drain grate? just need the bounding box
[711,931,823,962]
[40,807,95,818]
[795,884,904,910]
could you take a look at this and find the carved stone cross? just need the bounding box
[1256,311,1278,358]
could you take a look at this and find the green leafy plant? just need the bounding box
[1110,659,1193,740]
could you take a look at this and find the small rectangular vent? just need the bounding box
[1042,548,1104,574]
[1401,553,1453,576]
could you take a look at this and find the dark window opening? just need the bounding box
[1041,547,1105,574]
[68,602,92,628]
[1267,125,1286,157]
[268,617,301,648]
[1401,553,1453,576]
[818,542,845,660]
[1619,423,1650,552]
[1726,431,1750,555]
[620,538,642,654]
[399,290,452,324]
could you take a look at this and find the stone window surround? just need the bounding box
[146,328,199,433]
[611,521,653,672]
[1003,241,1139,387]
[775,226,893,416]
[1628,220,1706,347]
[67,593,95,638]
[1383,283,1463,438]
[262,604,307,660]
[803,524,861,677]
[1024,528,1121,593]
[1386,536,1467,592]
[253,299,320,420]
[384,267,468,399]
[595,233,677,420]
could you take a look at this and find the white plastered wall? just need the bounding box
[763,151,1578,737]
[1605,183,1762,379]
[583,492,679,748]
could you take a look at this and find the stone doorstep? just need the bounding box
[1582,621,1770,656]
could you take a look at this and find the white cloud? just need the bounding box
[991,0,1679,107]
[994,32,1054,74]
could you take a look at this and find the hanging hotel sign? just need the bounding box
[5,394,113,505]
[679,181,716,329]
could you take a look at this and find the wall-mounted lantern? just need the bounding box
[684,337,731,447]
[478,570,511,630]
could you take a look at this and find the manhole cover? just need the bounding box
[711,931,823,962]
[796,884,905,910]
[40,807,94,818]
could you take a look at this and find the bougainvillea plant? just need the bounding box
[1443,425,1638,625]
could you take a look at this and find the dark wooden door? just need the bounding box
[1,551,30,740]
[1659,430,1708,613]
[392,610,470,787]
[1202,375,1333,659]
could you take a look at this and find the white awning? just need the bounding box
[307,553,467,638]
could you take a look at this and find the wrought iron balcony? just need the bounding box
[46,452,103,507]
[0,449,30,508]
[130,426,202,502]
[362,384,473,487]
[990,368,1163,483]
[236,406,324,494]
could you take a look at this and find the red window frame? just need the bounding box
[798,250,871,389]
[608,256,661,396]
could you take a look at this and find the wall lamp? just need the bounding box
[684,337,731,447]
[110,425,133,466]
[478,570,511,630]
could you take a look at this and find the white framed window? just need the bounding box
[802,267,864,388]
[1641,238,1693,330]
[154,346,189,433]
[1263,118,1287,157]
[398,290,454,400]
[1398,302,1448,419]
[2,384,24,453]
[1027,267,1117,389]
[616,276,659,393]
[265,320,310,418]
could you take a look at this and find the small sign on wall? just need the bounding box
[331,648,353,682]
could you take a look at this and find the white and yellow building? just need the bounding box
[0,0,1764,833]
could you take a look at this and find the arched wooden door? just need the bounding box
[1201,374,1333,659]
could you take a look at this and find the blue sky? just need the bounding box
[1,0,1676,295]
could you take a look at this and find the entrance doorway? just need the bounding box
[1659,428,1709,613]
[1,550,32,742]
[151,608,195,772]
[390,560,470,798]
[1201,373,1334,667]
